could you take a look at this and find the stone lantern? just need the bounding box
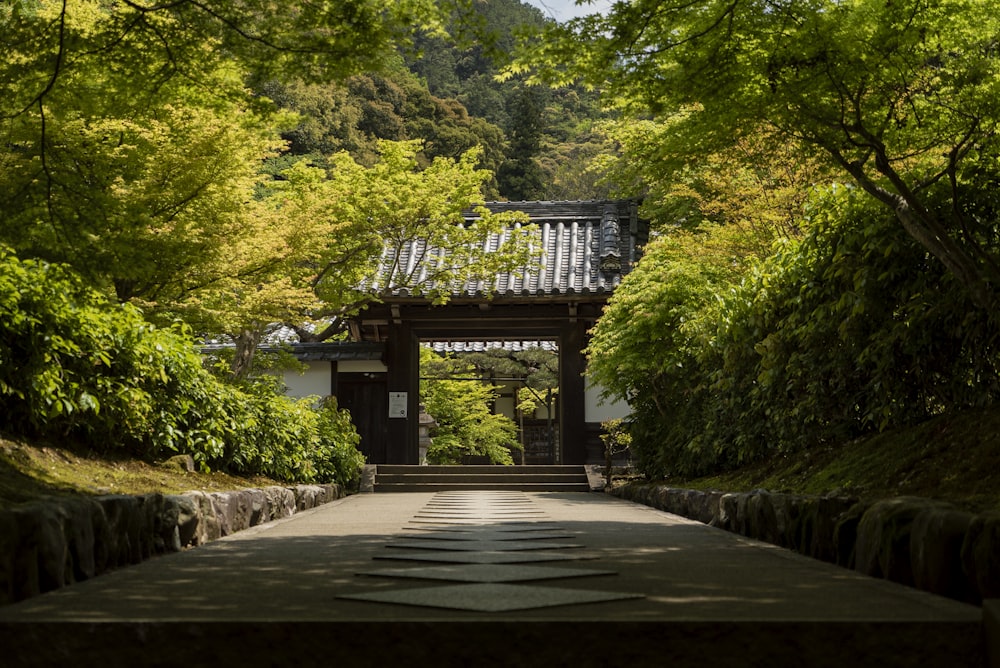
[417,404,437,465]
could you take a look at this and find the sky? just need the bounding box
[522,0,612,22]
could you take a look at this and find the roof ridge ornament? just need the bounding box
[599,203,622,275]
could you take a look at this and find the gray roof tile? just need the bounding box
[365,200,643,301]
[429,341,559,354]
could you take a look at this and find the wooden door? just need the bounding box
[337,374,388,464]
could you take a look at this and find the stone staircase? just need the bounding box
[372,465,595,493]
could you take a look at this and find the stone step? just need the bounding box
[377,465,584,475]
[374,482,592,493]
[376,474,588,484]
[373,465,593,493]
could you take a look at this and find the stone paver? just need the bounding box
[0,491,984,667]
[347,491,635,612]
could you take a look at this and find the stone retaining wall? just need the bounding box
[0,483,344,606]
[611,484,999,605]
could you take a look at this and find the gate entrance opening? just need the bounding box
[420,339,559,465]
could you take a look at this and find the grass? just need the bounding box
[0,436,285,510]
[633,404,1000,514]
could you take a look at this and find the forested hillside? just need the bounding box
[256,0,612,202]
[403,0,614,200]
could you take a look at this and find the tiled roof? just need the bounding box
[366,200,643,301]
[428,340,559,354]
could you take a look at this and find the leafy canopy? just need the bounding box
[589,186,1000,479]
[1,0,451,121]
[0,0,456,331]
[2,2,538,354]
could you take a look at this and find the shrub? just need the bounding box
[0,247,364,484]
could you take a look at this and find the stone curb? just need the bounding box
[0,483,344,607]
[611,483,994,605]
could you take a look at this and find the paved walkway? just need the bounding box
[0,491,984,667]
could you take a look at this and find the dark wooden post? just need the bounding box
[559,320,587,465]
[385,323,419,464]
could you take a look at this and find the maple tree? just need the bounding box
[513,0,1000,313]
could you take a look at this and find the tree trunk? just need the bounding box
[231,327,262,381]
[892,201,997,312]
[835,154,999,316]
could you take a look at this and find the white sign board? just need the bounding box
[388,392,408,418]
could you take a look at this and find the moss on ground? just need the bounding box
[0,436,284,509]
[636,405,1000,513]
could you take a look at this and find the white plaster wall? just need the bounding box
[281,362,332,399]
[585,381,631,423]
[533,401,554,420]
[491,380,517,419]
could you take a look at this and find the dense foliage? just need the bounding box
[1,2,542,373]
[590,120,829,244]
[0,248,363,486]
[590,189,1000,478]
[512,0,1000,480]
[258,68,509,196]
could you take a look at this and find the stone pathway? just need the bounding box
[343,491,641,611]
[0,491,985,667]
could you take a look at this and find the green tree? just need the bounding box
[498,85,547,200]
[584,223,763,476]
[2,2,538,379]
[0,88,290,302]
[0,67,329,379]
[0,0,456,342]
[586,224,756,409]
[424,344,560,460]
[513,0,1000,314]
[420,347,521,465]
[592,118,831,244]
[2,0,450,122]
[588,185,1000,479]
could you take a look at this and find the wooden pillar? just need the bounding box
[559,320,587,465]
[385,323,419,464]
